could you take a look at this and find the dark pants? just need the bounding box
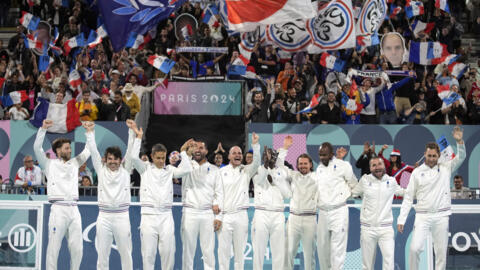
[379,111,398,124]
[360,114,378,124]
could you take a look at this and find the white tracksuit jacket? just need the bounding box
[352,173,404,227]
[315,157,358,210]
[398,143,466,224]
[253,165,291,211]
[34,128,90,202]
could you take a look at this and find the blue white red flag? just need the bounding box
[30,98,81,134]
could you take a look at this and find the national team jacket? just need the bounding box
[252,165,291,212]
[398,143,466,225]
[216,143,260,218]
[34,128,90,203]
[352,173,404,227]
[86,131,133,213]
[131,139,193,215]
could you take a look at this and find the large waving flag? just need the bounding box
[19,11,40,31]
[225,0,315,32]
[202,4,220,28]
[147,55,176,74]
[1,90,28,107]
[266,20,311,52]
[307,0,356,51]
[409,41,431,65]
[319,52,346,72]
[431,54,459,65]
[411,19,435,38]
[427,42,448,59]
[238,29,260,61]
[448,62,468,79]
[98,0,185,51]
[405,0,424,18]
[30,98,81,134]
[217,0,238,35]
[356,0,387,35]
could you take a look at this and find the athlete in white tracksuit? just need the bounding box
[132,135,194,270]
[316,142,357,270]
[277,141,318,270]
[34,120,90,270]
[251,146,291,270]
[216,133,261,270]
[84,121,137,270]
[398,127,466,270]
[351,157,404,270]
[181,140,223,270]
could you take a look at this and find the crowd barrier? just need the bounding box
[1,200,480,270]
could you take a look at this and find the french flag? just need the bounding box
[435,0,450,13]
[147,55,176,74]
[50,43,63,56]
[448,62,468,79]
[23,34,44,50]
[409,42,431,65]
[97,24,108,38]
[297,94,320,114]
[405,0,424,18]
[181,25,193,41]
[356,32,379,52]
[431,54,459,65]
[436,135,455,163]
[53,27,59,44]
[68,70,82,89]
[411,20,435,38]
[228,54,250,76]
[319,52,346,72]
[19,11,40,31]
[125,32,152,50]
[64,33,85,55]
[427,42,448,59]
[1,90,29,106]
[202,4,220,28]
[241,66,257,79]
[30,97,81,134]
[87,30,102,49]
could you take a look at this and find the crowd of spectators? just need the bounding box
[0,1,478,125]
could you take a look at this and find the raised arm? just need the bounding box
[172,139,195,178]
[123,119,138,173]
[83,122,102,173]
[245,132,261,179]
[449,126,466,172]
[130,124,147,175]
[344,161,358,190]
[33,120,52,170]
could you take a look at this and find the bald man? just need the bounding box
[381,32,406,68]
[216,133,261,270]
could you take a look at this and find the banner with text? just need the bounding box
[153,82,243,116]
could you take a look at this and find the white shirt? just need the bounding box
[398,143,466,225]
[182,159,222,217]
[86,131,133,213]
[14,165,42,186]
[315,157,358,209]
[216,143,260,218]
[252,165,291,212]
[132,140,192,215]
[34,128,90,202]
[352,173,404,227]
[360,82,385,116]
[9,106,29,120]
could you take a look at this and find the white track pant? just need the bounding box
[181,210,215,270]
[286,214,316,270]
[360,226,394,270]
[409,215,449,270]
[96,211,132,270]
[140,213,175,270]
[217,211,248,270]
[46,204,83,270]
[251,210,285,270]
[317,205,349,270]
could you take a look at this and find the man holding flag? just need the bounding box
[398,126,466,270]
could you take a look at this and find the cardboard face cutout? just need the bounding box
[380,32,406,68]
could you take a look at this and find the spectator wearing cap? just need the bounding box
[110,69,125,87]
[441,82,467,124]
[360,77,385,124]
[122,83,141,119]
[123,73,160,103]
[76,90,98,121]
[378,145,414,192]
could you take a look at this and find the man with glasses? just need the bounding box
[14,155,42,193]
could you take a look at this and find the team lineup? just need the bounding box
[34,119,465,270]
